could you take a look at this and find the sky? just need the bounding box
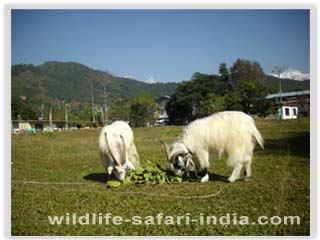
[11,9,310,83]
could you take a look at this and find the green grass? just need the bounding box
[11,118,310,236]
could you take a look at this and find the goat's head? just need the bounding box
[160,139,192,176]
[105,133,127,181]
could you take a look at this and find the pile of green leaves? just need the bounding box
[107,161,183,188]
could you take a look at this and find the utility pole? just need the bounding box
[127,111,130,123]
[95,71,111,125]
[278,71,283,105]
[90,83,96,126]
[49,107,53,129]
[103,86,108,124]
[272,66,287,104]
[100,107,105,126]
[272,66,287,119]
[65,103,69,130]
[40,104,44,120]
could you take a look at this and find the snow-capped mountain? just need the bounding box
[145,76,157,84]
[270,68,310,81]
[123,75,135,79]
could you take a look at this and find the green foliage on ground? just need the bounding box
[11,118,310,236]
[107,161,183,188]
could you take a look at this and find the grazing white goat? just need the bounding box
[99,121,140,181]
[161,111,264,183]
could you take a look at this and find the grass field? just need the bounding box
[11,118,310,236]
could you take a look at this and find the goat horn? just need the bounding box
[120,134,127,165]
[159,138,170,162]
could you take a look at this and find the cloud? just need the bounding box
[270,68,309,81]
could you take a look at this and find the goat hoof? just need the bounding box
[200,174,209,183]
[244,177,251,181]
[227,178,235,183]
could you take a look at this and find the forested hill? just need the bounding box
[12,61,177,106]
[265,74,310,93]
[12,61,309,105]
[11,61,309,120]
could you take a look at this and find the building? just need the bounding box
[11,120,67,134]
[278,106,298,120]
[266,90,310,119]
[154,95,171,125]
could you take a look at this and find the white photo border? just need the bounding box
[1,1,317,239]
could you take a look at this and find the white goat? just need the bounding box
[161,111,264,183]
[99,121,140,181]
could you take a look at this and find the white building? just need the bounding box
[266,90,310,120]
[279,106,298,120]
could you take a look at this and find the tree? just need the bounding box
[219,63,229,83]
[166,85,194,125]
[217,62,232,95]
[11,64,35,76]
[77,105,93,126]
[130,93,156,127]
[166,73,223,124]
[109,98,131,122]
[167,59,272,124]
[11,95,37,120]
[223,91,242,110]
[230,59,265,85]
[236,79,270,116]
[230,59,270,115]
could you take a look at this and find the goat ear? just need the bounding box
[107,166,113,175]
[159,138,170,162]
[105,132,121,166]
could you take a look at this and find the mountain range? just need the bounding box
[269,68,310,81]
[12,61,176,105]
[265,74,310,93]
[11,61,309,119]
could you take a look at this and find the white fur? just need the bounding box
[99,121,140,181]
[168,111,264,183]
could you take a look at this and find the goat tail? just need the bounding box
[252,126,264,149]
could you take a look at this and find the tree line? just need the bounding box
[11,59,276,127]
[166,59,272,124]
[111,58,273,126]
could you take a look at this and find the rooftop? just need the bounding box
[266,90,310,99]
